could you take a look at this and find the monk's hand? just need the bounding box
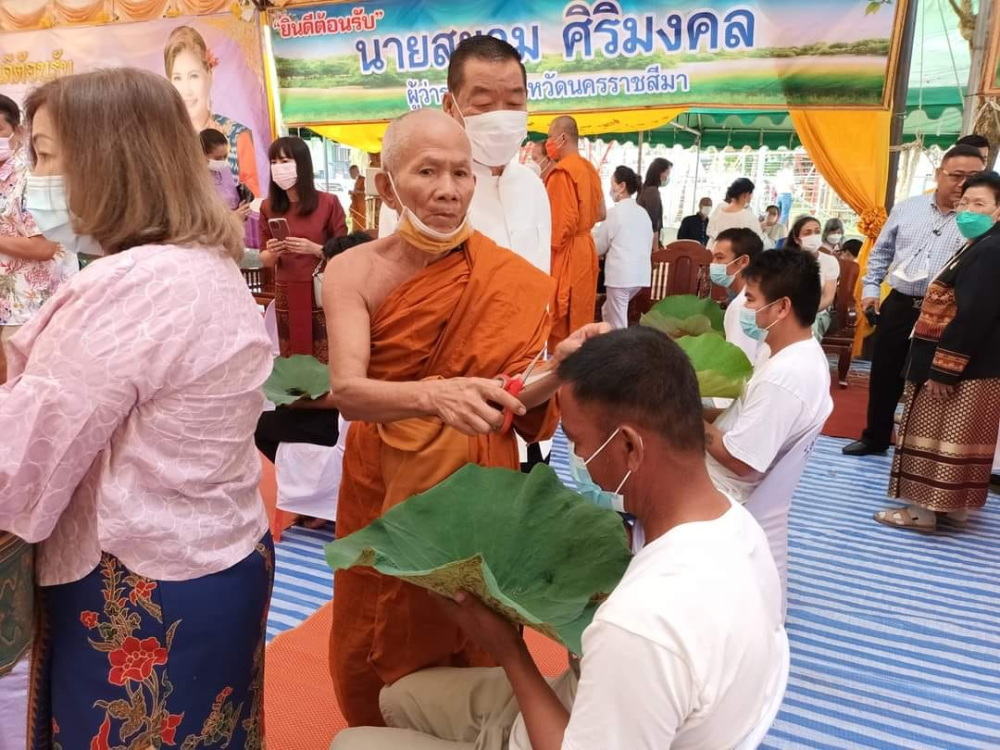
[435,591,524,666]
[925,379,955,402]
[430,377,526,436]
[552,322,613,365]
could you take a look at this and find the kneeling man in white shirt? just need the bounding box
[709,226,766,364]
[705,250,833,504]
[332,326,788,750]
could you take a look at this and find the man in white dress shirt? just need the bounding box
[378,36,551,275]
[331,327,788,750]
[709,227,765,364]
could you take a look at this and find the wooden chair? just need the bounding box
[631,240,713,318]
[821,258,860,388]
[241,266,276,307]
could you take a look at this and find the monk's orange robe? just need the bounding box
[545,153,603,350]
[350,175,367,231]
[330,231,560,727]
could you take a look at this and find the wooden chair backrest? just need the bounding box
[831,257,860,334]
[649,241,712,302]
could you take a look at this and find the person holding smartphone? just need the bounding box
[260,136,347,362]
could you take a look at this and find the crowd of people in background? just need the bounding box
[0,30,998,750]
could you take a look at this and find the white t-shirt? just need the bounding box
[707,337,833,503]
[706,206,773,250]
[774,168,794,195]
[723,288,761,365]
[509,500,785,750]
[593,196,654,288]
[378,160,551,274]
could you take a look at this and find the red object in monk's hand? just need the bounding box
[498,349,546,434]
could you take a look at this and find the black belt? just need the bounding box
[889,289,924,308]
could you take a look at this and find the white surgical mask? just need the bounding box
[801,234,823,253]
[24,173,103,255]
[699,205,711,217]
[0,137,11,163]
[208,159,230,173]
[567,428,640,514]
[271,161,298,191]
[457,107,528,169]
[826,232,843,245]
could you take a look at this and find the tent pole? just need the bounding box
[691,138,702,214]
[961,0,993,135]
[637,130,644,177]
[885,0,920,211]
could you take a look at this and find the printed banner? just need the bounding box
[0,12,271,196]
[268,0,907,126]
[983,4,1000,95]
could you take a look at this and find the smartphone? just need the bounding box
[268,218,290,242]
[864,306,879,327]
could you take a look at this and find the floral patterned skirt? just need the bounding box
[27,534,274,749]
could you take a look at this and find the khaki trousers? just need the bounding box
[331,667,577,750]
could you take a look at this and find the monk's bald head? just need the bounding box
[546,115,580,162]
[377,108,476,235]
[381,108,471,175]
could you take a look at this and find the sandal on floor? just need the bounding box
[936,513,970,529]
[873,508,936,533]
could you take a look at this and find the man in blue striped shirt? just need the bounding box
[844,144,985,456]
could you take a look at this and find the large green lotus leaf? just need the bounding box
[640,294,724,338]
[263,355,330,406]
[676,333,754,399]
[325,463,631,654]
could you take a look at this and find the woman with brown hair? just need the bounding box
[260,136,347,363]
[164,25,261,197]
[0,68,273,748]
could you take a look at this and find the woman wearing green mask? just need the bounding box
[875,171,1000,533]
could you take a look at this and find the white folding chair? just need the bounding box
[744,424,824,620]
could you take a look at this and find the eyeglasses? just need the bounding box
[941,170,978,182]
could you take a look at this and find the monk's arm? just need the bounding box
[323,253,526,434]
[596,189,607,223]
[546,172,579,252]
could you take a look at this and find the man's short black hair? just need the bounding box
[323,230,373,259]
[765,204,779,214]
[199,128,228,155]
[0,95,20,130]
[743,249,821,328]
[942,143,987,166]
[715,227,763,261]
[447,35,526,93]
[842,238,863,258]
[956,134,990,151]
[961,170,1000,203]
[557,327,705,452]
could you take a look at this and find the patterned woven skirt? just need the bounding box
[889,378,1000,512]
[28,535,274,749]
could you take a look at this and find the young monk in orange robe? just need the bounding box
[544,115,607,351]
[323,109,606,727]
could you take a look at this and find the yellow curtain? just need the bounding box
[789,109,892,356]
[308,107,687,156]
[0,0,49,30]
[52,0,106,25]
[528,106,687,137]
[112,0,168,21]
[177,0,227,13]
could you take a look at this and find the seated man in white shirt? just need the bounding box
[709,227,765,364]
[705,250,833,504]
[332,326,788,750]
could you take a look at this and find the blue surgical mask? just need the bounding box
[24,173,102,255]
[956,210,995,240]
[709,258,740,289]
[739,298,782,343]
[567,428,636,514]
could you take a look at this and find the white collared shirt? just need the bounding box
[592,196,654,288]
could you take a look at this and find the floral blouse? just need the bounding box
[0,144,78,326]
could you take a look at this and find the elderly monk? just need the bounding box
[324,108,602,727]
[349,164,367,232]
[545,115,606,350]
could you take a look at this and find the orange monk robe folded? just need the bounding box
[330,231,560,728]
[545,152,603,351]
[350,175,367,231]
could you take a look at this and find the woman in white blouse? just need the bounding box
[0,69,273,746]
[707,178,773,250]
[594,166,654,329]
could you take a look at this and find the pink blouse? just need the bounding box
[0,244,272,586]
